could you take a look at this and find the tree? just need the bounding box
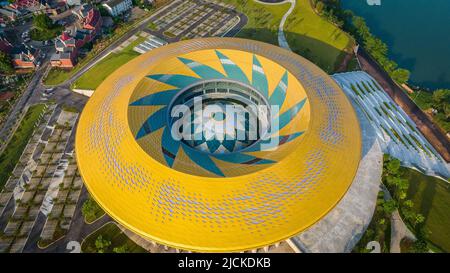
[95,235,111,253]
[113,245,129,253]
[32,13,54,31]
[386,157,401,175]
[403,200,414,208]
[81,197,103,222]
[382,199,397,214]
[352,16,370,40]
[392,68,411,84]
[432,89,450,118]
[412,239,428,253]
[0,52,14,74]
[402,209,415,222]
[414,214,425,226]
[412,226,429,252]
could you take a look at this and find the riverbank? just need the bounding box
[222,0,353,73]
[341,0,450,90]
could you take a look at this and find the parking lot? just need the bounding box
[0,105,83,252]
[146,0,246,42]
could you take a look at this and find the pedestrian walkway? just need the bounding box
[333,71,450,179]
[381,185,415,253]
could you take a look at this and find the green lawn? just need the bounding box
[81,222,148,253]
[284,0,354,72]
[71,36,146,90]
[44,69,74,86]
[0,104,46,190]
[409,90,433,110]
[223,0,353,73]
[82,196,105,224]
[30,27,62,41]
[222,0,290,45]
[407,91,449,133]
[402,167,450,252]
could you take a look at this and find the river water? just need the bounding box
[341,0,450,90]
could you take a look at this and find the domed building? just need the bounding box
[75,38,366,252]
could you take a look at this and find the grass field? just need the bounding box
[408,91,450,133]
[82,196,105,224]
[71,36,147,90]
[402,167,450,252]
[284,0,354,72]
[44,68,73,86]
[0,104,45,191]
[81,222,147,253]
[222,0,290,45]
[223,0,353,73]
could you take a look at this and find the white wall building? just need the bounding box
[102,0,133,17]
[66,0,81,6]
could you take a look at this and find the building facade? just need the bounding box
[11,44,40,69]
[102,0,132,17]
[51,4,102,68]
[75,38,363,252]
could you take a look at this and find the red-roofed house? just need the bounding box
[51,4,102,68]
[51,31,78,68]
[11,44,40,69]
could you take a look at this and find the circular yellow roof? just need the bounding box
[76,38,361,252]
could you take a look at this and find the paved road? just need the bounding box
[43,0,248,90]
[278,0,295,50]
[23,186,113,253]
[2,1,251,253]
[380,185,415,253]
[0,64,47,153]
[255,0,295,51]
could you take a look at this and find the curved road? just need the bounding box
[278,0,295,51]
[254,0,296,51]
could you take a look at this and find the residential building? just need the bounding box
[0,7,19,22]
[10,44,40,69]
[41,0,68,16]
[102,0,132,17]
[0,35,12,53]
[51,5,102,68]
[66,0,81,6]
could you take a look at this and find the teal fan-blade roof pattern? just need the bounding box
[129,50,307,177]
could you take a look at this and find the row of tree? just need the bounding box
[311,0,411,84]
[95,235,130,253]
[0,52,14,75]
[431,89,450,120]
[382,155,428,252]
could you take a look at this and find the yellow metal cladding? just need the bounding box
[128,48,310,177]
[75,38,362,252]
